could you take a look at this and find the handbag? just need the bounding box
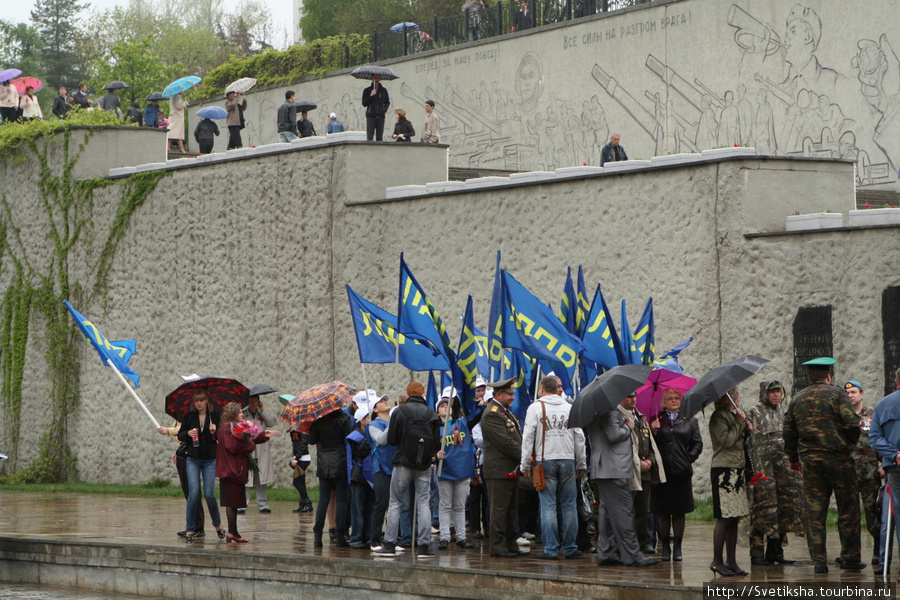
[531,401,547,491]
[175,442,188,458]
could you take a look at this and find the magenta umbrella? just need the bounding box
[11,76,43,94]
[635,368,696,420]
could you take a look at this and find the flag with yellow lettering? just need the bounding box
[499,270,584,380]
[558,267,578,335]
[575,265,591,338]
[456,296,480,415]
[397,254,454,363]
[487,251,504,379]
[64,300,141,386]
[580,284,623,370]
[620,299,642,365]
[633,298,655,366]
[346,285,450,371]
[472,323,490,379]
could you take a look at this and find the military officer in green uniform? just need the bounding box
[783,357,864,574]
[481,377,529,558]
[845,380,883,565]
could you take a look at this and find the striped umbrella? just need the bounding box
[280,381,357,427]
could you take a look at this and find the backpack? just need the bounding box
[398,408,438,469]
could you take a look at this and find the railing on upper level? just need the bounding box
[371,0,657,61]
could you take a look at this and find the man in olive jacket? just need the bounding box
[482,377,528,557]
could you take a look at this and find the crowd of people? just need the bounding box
[148,359,900,576]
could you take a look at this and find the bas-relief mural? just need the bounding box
[231,2,899,188]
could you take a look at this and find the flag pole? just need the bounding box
[105,358,160,428]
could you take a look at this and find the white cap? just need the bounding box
[484,388,494,401]
[440,386,458,399]
[352,389,378,409]
[329,112,337,119]
[367,393,389,414]
[475,376,487,388]
[353,406,369,422]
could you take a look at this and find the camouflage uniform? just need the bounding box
[747,381,806,561]
[783,382,861,568]
[852,406,882,556]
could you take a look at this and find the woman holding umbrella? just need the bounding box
[217,402,279,542]
[709,388,752,576]
[177,388,225,541]
[0,77,20,123]
[168,92,189,153]
[650,388,702,561]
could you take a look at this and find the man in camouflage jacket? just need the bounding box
[747,380,805,565]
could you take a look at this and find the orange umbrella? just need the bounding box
[280,381,357,428]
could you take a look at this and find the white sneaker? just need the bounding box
[516,537,531,546]
[431,526,440,535]
[522,532,536,540]
[395,545,406,553]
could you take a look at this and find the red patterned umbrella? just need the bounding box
[11,76,43,94]
[280,381,357,428]
[165,376,250,421]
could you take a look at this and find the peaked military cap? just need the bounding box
[487,377,516,393]
[802,357,836,366]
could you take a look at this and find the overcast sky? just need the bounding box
[6,0,295,48]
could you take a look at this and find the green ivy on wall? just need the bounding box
[0,124,168,483]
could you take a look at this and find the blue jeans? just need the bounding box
[278,131,298,142]
[537,459,577,555]
[185,457,220,531]
[350,481,375,543]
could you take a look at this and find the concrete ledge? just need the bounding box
[0,537,698,600]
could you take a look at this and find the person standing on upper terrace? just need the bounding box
[225,90,248,150]
[600,133,627,166]
[362,74,390,141]
[422,100,440,143]
[513,0,533,32]
[277,90,299,142]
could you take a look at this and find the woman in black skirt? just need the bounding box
[650,388,702,561]
[709,387,752,576]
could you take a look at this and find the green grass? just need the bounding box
[0,480,319,502]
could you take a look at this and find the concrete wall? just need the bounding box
[193,0,900,192]
[1,127,898,495]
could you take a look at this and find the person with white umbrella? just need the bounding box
[225,90,247,149]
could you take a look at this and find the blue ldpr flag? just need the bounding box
[472,323,490,379]
[633,297,655,366]
[397,254,454,363]
[500,270,585,373]
[620,299,642,365]
[575,266,591,338]
[508,348,534,424]
[346,285,450,371]
[63,300,140,386]
[487,250,504,379]
[558,267,578,335]
[426,371,439,410]
[580,284,622,370]
[456,296,480,415]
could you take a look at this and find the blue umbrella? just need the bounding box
[196,106,227,120]
[0,68,22,82]
[163,76,201,98]
[389,22,418,33]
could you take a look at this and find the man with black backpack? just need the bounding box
[373,381,441,557]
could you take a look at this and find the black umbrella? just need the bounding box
[247,383,277,397]
[681,355,769,419]
[102,81,131,91]
[350,65,399,81]
[294,101,317,112]
[568,364,652,429]
[145,92,166,101]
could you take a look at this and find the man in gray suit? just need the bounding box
[588,393,661,568]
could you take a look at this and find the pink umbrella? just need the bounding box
[11,76,43,94]
[635,368,696,420]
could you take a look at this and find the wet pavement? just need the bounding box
[0,491,891,590]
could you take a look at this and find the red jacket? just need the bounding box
[216,421,269,484]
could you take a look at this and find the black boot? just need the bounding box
[673,537,683,561]
[661,538,671,561]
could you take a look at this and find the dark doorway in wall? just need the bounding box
[792,305,833,396]
[883,286,900,396]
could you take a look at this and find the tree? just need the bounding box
[90,35,181,105]
[31,0,90,90]
[0,20,45,79]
